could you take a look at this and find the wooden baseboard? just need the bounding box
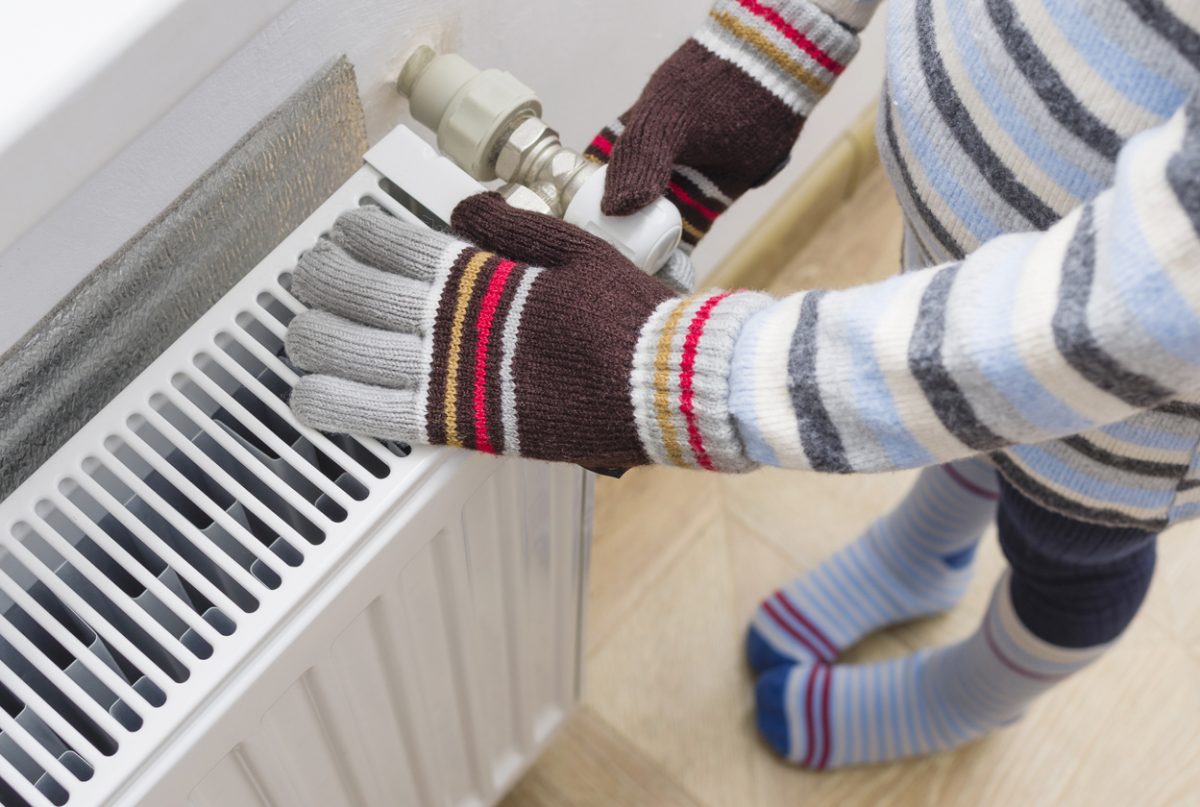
[704,101,880,291]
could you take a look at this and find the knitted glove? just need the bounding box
[651,247,697,295]
[285,195,769,470]
[584,0,860,246]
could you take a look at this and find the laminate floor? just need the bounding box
[501,166,1200,807]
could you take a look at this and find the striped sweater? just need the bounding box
[635,0,1200,530]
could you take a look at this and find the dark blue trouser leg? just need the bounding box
[996,477,1157,648]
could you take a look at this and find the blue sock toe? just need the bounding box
[746,623,799,673]
[749,581,1107,769]
[754,666,794,759]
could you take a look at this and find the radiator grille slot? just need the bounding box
[0,191,413,805]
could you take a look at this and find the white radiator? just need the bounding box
[0,128,591,806]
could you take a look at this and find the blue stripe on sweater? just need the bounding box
[964,236,1093,434]
[827,280,935,467]
[1107,175,1200,365]
[1044,0,1188,117]
[1101,125,1200,366]
[886,3,1003,244]
[1009,444,1178,509]
[1170,500,1200,521]
[946,0,1106,200]
[1100,420,1199,452]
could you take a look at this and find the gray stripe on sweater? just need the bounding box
[914,0,1057,229]
[1167,95,1200,239]
[991,452,1169,531]
[1095,1,1200,89]
[1060,435,1191,478]
[1158,401,1200,421]
[789,291,853,472]
[985,0,1123,161]
[1030,437,1178,499]
[908,265,1008,451]
[881,92,965,258]
[964,0,1115,191]
[1051,203,1175,407]
[1122,0,1200,71]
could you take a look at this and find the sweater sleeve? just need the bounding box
[725,95,1200,473]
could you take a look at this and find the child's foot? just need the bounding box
[747,460,1000,672]
[753,574,1107,769]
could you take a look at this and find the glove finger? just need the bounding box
[451,192,620,267]
[286,310,423,389]
[603,109,689,216]
[331,206,459,282]
[653,249,695,294]
[293,240,433,333]
[290,374,425,443]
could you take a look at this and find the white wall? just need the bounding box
[0,0,885,356]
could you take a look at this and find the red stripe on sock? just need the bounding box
[667,181,720,221]
[817,664,833,770]
[981,615,1068,682]
[774,592,838,661]
[801,667,819,767]
[472,259,518,454]
[942,463,1000,501]
[679,292,733,470]
[764,597,825,661]
[733,0,846,75]
[589,133,614,157]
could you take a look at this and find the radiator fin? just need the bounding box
[0,193,400,805]
[0,147,586,806]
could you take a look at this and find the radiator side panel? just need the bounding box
[178,460,587,807]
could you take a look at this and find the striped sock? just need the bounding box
[754,572,1109,768]
[746,458,999,672]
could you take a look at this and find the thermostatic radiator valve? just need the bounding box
[397,46,682,274]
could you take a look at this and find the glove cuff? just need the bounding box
[630,290,772,472]
[693,0,861,117]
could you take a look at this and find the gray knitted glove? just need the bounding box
[285,194,767,470]
[655,249,696,294]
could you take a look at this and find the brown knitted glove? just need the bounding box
[584,0,859,246]
[285,195,769,471]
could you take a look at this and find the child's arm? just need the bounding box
[660,95,1200,472]
[285,97,1199,476]
[584,0,884,247]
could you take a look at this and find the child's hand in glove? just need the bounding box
[584,0,859,246]
[285,196,767,471]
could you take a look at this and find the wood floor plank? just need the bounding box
[587,467,723,657]
[498,707,705,807]
[585,520,769,806]
[766,163,904,296]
